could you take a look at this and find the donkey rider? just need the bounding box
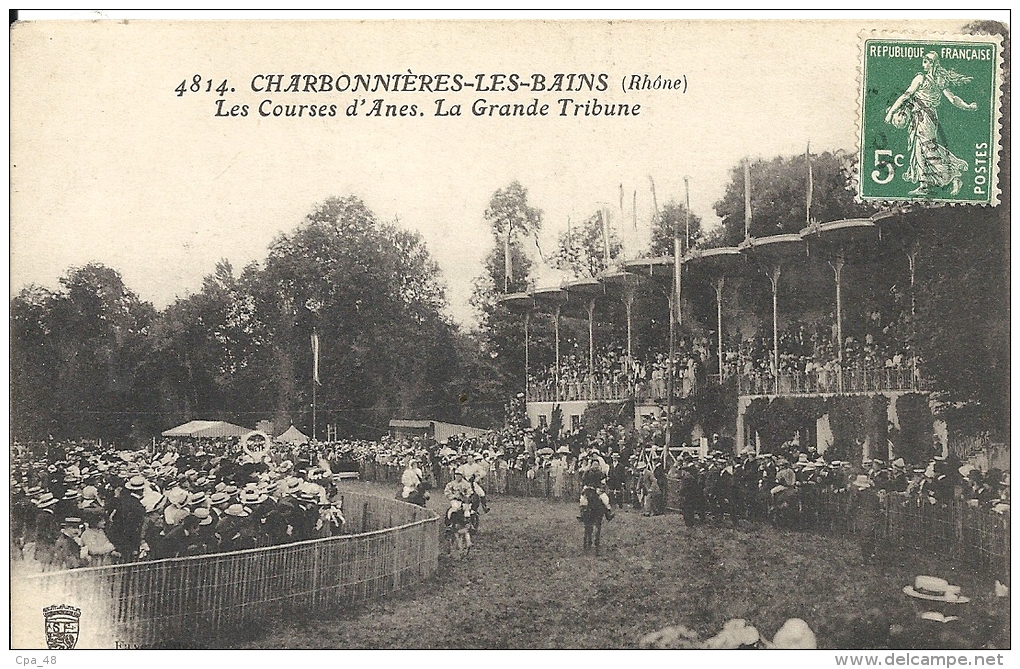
[443,469,474,522]
[579,455,614,521]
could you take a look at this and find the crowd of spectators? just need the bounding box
[11,437,348,572]
[527,338,712,401]
[12,409,1007,573]
[525,314,918,401]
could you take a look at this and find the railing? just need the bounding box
[738,365,931,397]
[13,491,440,649]
[527,381,631,403]
[525,378,703,403]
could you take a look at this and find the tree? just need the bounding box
[259,195,461,437]
[10,285,59,438]
[713,150,874,245]
[552,210,622,278]
[139,259,271,429]
[471,182,551,410]
[483,181,543,293]
[10,264,155,441]
[648,200,703,256]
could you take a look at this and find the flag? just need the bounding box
[744,158,752,239]
[311,330,321,386]
[806,141,813,225]
[632,190,637,230]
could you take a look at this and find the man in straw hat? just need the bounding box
[850,472,884,564]
[107,475,147,562]
[49,517,87,571]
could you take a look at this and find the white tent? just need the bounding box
[276,424,310,445]
[161,420,251,438]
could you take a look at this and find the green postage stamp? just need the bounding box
[858,32,1002,205]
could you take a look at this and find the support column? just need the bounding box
[768,266,782,395]
[624,288,634,389]
[830,256,845,393]
[907,243,918,389]
[714,276,725,381]
[736,397,748,455]
[587,298,596,399]
[524,310,531,399]
[665,292,675,452]
[554,305,561,403]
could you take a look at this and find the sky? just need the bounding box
[10,18,980,327]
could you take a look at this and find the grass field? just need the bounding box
[224,482,1009,649]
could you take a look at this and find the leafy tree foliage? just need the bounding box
[483,180,543,292]
[713,150,874,245]
[649,200,704,256]
[11,264,155,441]
[11,197,468,441]
[470,181,549,412]
[552,210,622,278]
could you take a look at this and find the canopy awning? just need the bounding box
[388,419,492,444]
[161,420,252,438]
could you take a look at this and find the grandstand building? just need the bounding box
[501,214,952,463]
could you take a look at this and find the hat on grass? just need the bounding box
[903,576,969,603]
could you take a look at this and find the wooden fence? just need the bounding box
[13,491,440,649]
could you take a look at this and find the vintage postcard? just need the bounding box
[9,15,1010,659]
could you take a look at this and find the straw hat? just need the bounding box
[903,576,970,603]
[125,475,147,491]
[851,475,873,490]
[240,488,267,505]
[192,507,214,526]
[36,495,59,509]
[224,504,250,518]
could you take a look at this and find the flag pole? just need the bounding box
[311,328,319,441]
[806,141,813,226]
[684,176,692,253]
[744,158,752,240]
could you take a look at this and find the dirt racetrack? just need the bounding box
[224,481,1009,649]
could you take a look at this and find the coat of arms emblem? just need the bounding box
[43,604,81,650]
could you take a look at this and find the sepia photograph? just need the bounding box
[8,12,1011,657]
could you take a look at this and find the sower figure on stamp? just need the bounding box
[885,51,977,196]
